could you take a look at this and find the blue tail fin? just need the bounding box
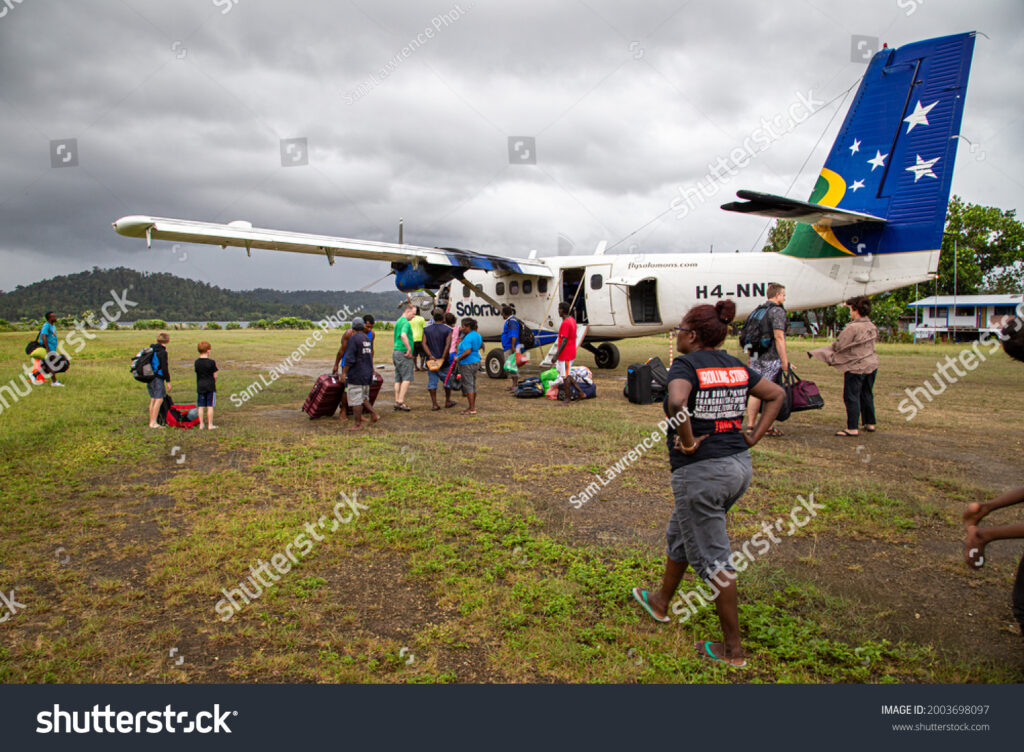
[725,32,977,260]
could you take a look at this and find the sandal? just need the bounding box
[835,429,859,437]
[695,640,747,668]
[766,427,784,437]
[631,587,670,623]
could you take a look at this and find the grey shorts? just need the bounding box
[347,383,371,407]
[458,362,478,394]
[666,452,753,582]
[748,357,781,383]
[147,378,166,399]
[392,351,414,383]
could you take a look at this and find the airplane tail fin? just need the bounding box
[724,32,976,268]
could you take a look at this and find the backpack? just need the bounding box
[131,347,157,383]
[511,317,535,350]
[739,302,779,357]
[514,377,545,398]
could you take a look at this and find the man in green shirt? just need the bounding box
[392,304,416,411]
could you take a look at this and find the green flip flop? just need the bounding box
[631,587,670,623]
[696,640,747,668]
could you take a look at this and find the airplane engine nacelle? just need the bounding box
[393,262,458,292]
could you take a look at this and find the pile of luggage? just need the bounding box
[513,366,596,400]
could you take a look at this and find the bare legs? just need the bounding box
[964,487,1024,569]
[643,557,745,667]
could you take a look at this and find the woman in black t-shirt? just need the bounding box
[631,300,784,668]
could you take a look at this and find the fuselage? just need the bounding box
[454,249,938,342]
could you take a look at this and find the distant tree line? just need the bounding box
[0,267,406,323]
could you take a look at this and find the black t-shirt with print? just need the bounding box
[664,349,761,469]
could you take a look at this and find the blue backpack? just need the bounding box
[514,376,544,398]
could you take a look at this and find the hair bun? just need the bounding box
[715,299,736,325]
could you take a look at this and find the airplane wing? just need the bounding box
[720,190,886,226]
[112,215,554,277]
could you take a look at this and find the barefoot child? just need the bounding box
[148,332,171,428]
[194,340,218,429]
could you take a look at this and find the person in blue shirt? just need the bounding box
[500,305,521,392]
[38,311,63,386]
[454,317,482,415]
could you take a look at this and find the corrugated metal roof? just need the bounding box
[907,294,1022,307]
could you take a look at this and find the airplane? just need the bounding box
[114,31,977,379]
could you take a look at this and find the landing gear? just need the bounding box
[581,342,620,369]
[485,348,508,379]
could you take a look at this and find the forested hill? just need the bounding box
[0,267,405,322]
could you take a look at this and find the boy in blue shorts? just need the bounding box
[195,340,218,429]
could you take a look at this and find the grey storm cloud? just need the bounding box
[0,0,1021,292]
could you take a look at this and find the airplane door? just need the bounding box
[585,265,614,327]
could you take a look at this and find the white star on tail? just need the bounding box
[906,154,940,182]
[849,179,865,192]
[849,138,861,155]
[904,100,938,132]
[867,150,888,171]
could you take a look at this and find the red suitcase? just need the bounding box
[342,370,384,416]
[303,374,344,419]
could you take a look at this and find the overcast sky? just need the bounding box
[0,0,1020,293]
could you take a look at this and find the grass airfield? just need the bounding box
[1,328,1022,683]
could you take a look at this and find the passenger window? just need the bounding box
[523,280,533,294]
[510,281,519,295]
[496,282,505,296]
[462,285,471,298]
[538,279,548,294]
[590,274,603,290]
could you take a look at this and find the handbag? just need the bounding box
[784,367,825,412]
[426,358,443,372]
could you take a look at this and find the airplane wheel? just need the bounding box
[594,342,620,369]
[485,348,508,379]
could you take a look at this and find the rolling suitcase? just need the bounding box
[342,370,384,415]
[303,374,344,419]
[626,363,653,404]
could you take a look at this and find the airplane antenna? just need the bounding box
[399,218,404,245]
